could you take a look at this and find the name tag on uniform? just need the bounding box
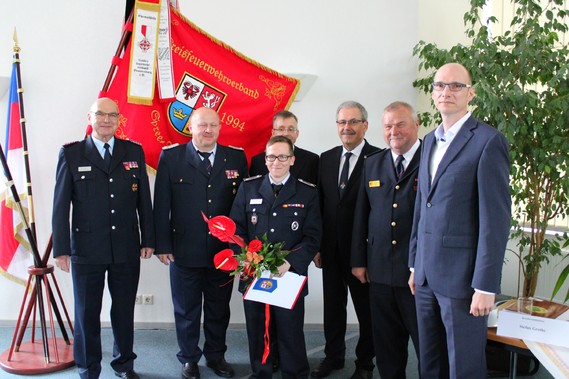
[250,198,263,205]
[369,180,380,187]
[78,166,92,172]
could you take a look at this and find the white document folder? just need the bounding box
[243,270,307,309]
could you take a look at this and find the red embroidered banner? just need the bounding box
[101,7,299,170]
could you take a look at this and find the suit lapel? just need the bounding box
[430,117,476,192]
[398,141,421,182]
[84,136,108,173]
[211,146,226,179]
[421,133,435,194]
[259,176,276,206]
[109,140,126,173]
[344,141,371,196]
[185,143,208,177]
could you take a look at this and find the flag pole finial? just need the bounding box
[13,27,20,53]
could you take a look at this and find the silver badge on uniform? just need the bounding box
[291,221,299,231]
[251,213,258,225]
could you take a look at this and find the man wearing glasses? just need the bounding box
[153,107,248,379]
[409,63,510,379]
[312,101,380,379]
[230,135,321,379]
[52,98,155,379]
[250,110,319,185]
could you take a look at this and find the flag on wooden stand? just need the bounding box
[0,60,34,285]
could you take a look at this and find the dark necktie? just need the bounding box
[272,183,283,197]
[198,151,212,175]
[395,155,405,179]
[338,152,352,198]
[103,143,112,170]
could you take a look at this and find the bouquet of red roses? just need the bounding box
[202,212,289,289]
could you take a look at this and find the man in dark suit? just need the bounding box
[230,135,322,379]
[249,110,319,184]
[153,107,248,379]
[52,98,155,379]
[312,101,380,379]
[351,101,421,379]
[409,63,511,379]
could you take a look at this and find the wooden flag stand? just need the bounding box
[0,32,74,374]
[0,243,75,374]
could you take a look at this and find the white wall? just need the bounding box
[2,0,560,327]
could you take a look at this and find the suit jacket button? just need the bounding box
[392,203,398,208]
[391,221,396,227]
[112,226,116,230]
[395,185,400,190]
[270,229,275,233]
[109,178,113,182]
[427,202,432,208]
[392,240,397,245]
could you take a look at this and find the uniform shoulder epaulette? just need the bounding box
[298,178,316,187]
[162,143,180,150]
[63,141,80,148]
[126,139,142,146]
[244,175,263,182]
[228,145,244,150]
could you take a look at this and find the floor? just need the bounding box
[0,326,552,378]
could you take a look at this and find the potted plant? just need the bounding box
[412,0,569,300]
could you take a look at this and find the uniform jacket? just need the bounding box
[153,143,248,267]
[249,146,319,185]
[351,145,421,287]
[52,137,155,264]
[229,175,322,295]
[409,115,511,299]
[318,141,381,267]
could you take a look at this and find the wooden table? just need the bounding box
[487,327,539,379]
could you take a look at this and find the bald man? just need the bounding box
[409,63,511,379]
[153,107,248,379]
[52,98,155,379]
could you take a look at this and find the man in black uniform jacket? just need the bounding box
[249,110,319,184]
[313,101,380,379]
[153,107,248,379]
[230,135,322,379]
[52,97,155,379]
[351,101,421,379]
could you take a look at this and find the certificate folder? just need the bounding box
[243,271,306,309]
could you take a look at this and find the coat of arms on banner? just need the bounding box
[168,73,226,136]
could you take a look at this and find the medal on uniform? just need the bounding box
[251,212,258,225]
[291,221,299,231]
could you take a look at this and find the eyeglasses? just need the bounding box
[265,154,292,162]
[336,119,363,127]
[195,123,221,130]
[91,111,120,120]
[432,82,472,92]
[273,127,298,133]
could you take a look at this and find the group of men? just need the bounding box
[52,62,511,379]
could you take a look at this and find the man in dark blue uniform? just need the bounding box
[351,101,421,379]
[52,97,155,379]
[230,135,322,379]
[153,107,248,379]
[249,110,319,184]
